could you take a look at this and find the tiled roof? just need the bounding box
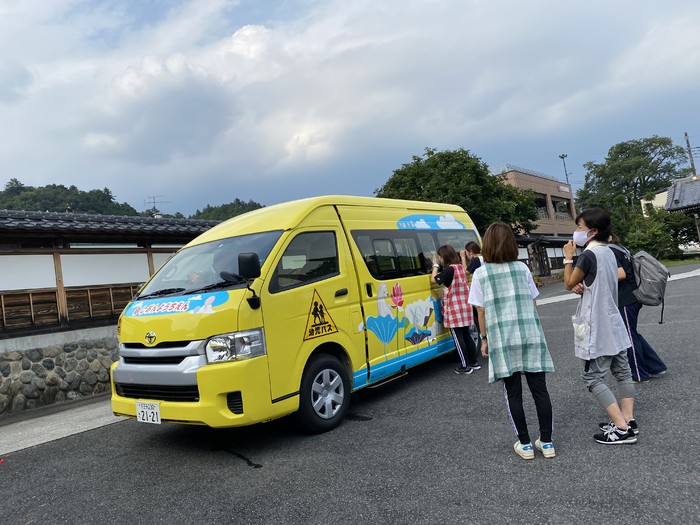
[0,209,221,243]
[665,177,700,212]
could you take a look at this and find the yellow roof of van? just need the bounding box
[189,195,467,246]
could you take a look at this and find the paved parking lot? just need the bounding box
[1,266,699,524]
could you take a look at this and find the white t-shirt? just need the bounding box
[468,262,539,307]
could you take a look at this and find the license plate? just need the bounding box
[136,401,161,424]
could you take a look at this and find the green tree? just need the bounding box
[576,136,690,237]
[0,179,138,215]
[375,147,537,234]
[577,136,689,210]
[190,198,263,220]
[624,212,682,259]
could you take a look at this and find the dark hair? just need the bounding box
[575,208,612,243]
[481,222,519,263]
[609,233,620,244]
[464,241,481,254]
[437,245,460,266]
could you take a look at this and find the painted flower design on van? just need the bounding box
[366,314,408,359]
[403,297,433,345]
[366,284,439,359]
[390,283,404,310]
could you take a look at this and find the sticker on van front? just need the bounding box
[304,290,338,340]
[397,213,466,230]
[124,292,229,317]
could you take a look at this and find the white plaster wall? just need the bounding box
[61,253,151,286]
[0,254,56,290]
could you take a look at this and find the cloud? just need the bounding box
[1,0,700,217]
[82,54,235,164]
[0,61,33,103]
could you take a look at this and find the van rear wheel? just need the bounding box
[297,354,350,433]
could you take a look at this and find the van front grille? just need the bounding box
[115,383,199,402]
[122,356,185,365]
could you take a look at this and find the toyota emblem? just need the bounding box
[145,331,157,345]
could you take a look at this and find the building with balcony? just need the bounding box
[494,164,578,276]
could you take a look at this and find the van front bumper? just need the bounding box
[110,358,298,428]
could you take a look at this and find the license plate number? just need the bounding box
[136,402,161,424]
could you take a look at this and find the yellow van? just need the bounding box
[111,196,480,432]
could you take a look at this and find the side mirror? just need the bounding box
[238,252,261,280]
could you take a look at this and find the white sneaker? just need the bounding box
[535,438,556,458]
[514,441,535,460]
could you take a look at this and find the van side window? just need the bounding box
[270,231,339,292]
[351,230,424,280]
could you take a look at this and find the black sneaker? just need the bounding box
[594,424,637,444]
[468,363,481,370]
[598,419,639,435]
[454,366,473,375]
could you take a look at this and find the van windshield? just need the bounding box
[137,230,283,299]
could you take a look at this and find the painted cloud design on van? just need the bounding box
[397,213,466,230]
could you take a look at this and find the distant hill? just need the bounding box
[0,178,262,220]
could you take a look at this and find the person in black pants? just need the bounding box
[609,235,667,384]
[463,242,483,353]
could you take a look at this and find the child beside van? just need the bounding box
[431,245,481,375]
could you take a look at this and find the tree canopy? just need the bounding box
[576,136,689,211]
[190,198,263,220]
[574,136,697,257]
[0,180,139,215]
[375,147,537,234]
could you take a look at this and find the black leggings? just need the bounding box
[502,372,553,444]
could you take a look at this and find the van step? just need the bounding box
[367,370,408,389]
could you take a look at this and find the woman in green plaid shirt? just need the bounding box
[469,222,555,460]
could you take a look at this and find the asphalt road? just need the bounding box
[1,267,699,525]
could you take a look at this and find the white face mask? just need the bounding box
[573,229,592,247]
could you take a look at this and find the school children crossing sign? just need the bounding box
[304,290,338,340]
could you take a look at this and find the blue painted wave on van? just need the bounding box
[352,337,455,389]
[397,213,466,230]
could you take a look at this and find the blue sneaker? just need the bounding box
[535,438,556,458]
[514,441,534,460]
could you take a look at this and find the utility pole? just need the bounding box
[558,154,571,186]
[683,133,700,245]
[685,132,698,182]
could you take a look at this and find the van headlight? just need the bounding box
[205,328,266,363]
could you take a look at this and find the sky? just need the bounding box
[1,0,700,217]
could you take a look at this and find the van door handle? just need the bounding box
[365,283,373,297]
[335,288,348,297]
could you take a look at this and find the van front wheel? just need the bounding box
[297,354,350,433]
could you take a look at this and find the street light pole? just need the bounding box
[558,154,571,186]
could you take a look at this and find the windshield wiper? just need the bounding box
[136,288,186,300]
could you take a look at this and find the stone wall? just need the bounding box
[0,336,118,416]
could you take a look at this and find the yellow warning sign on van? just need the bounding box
[304,290,338,340]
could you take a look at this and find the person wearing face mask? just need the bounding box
[563,208,637,445]
[431,245,480,375]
